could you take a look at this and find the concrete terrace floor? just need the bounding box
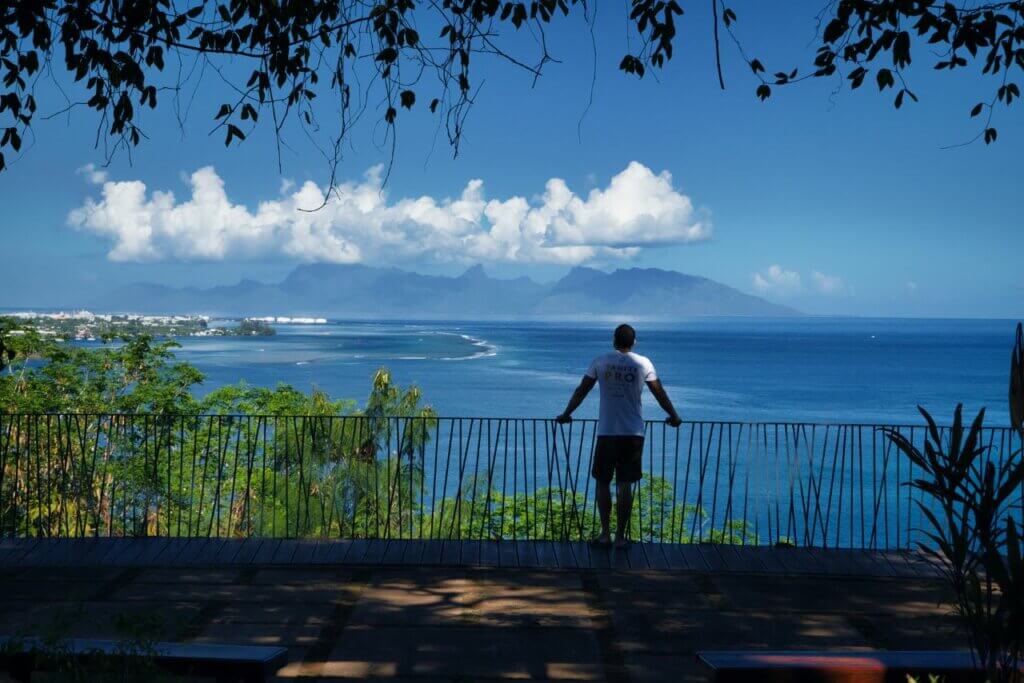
[0,540,964,682]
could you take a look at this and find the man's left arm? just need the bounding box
[646,378,682,427]
[556,375,596,423]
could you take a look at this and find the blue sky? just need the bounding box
[1,2,1020,317]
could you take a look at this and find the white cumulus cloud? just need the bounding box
[812,271,845,294]
[68,161,710,266]
[76,163,108,185]
[752,265,802,295]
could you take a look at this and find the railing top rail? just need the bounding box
[0,411,1017,431]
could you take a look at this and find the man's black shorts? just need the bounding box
[592,435,645,483]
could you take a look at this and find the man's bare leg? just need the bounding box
[614,481,634,548]
[594,479,612,544]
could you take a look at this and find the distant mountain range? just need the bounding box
[96,264,799,319]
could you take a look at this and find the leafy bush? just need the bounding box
[886,323,1024,682]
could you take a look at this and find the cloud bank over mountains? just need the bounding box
[752,265,846,296]
[68,161,710,266]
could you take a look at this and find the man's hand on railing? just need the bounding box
[555,413,573,424]
[665,414,683,428]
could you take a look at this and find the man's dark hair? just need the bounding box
[614,324,636,350]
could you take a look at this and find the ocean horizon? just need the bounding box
[51,315,1015,427]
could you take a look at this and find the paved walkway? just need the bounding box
[0,540,962,682]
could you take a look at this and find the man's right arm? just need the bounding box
[557,375,597,423]
[646,378,682,427]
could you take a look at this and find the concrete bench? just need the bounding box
[696,650,988,682]
[0,636,287,682]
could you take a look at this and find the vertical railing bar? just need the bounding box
[452,418,475,540]
[782,425,798,546]
[242,416,258,538]
[299,416,311,537]
[669,419,681,544]
[543,421,555,542]
[463,419,482,540]
[692,421,705,542]
[3,413,15,537]
[568,419,588,541]
[208,416,224,537]
[91,415,105,538]
[384,417,396,539]
[679,423,695,543]
[66,415,77,537]
[799,424,819,546]
[43,414,52,537]
[381,418,393,539]
[793,424,807,546]
[442,419,462,540]
[553,421,570,541]
[316,416,327,537]
[74,414,86,537]
[16,415,26,537]
[658,421,667,543]
[122,416,132,537]
[799,424,819,547]
[283,415,293,538]
[258,417,268,538]
[510,418,518,541]
[551,422,568,541]
[741,423,755,546]
[707,423,725,543]
[819,425,839,547]
[531,420,538,541]
[582,423,597,541]
[868,427,890,550]
[857,425,865,549]
[835,426,850,549]
[353,417,367,540]
[418,418,427,540]
[0,414,8,538]
[55,415,67,538]
[428,419,441,539]
[193,417,212,538]
[110,415,119,537]
[271,416,280,538]
[149,415,160,537]
[722,423,741,544]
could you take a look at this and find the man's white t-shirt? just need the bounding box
[585,351,657,436]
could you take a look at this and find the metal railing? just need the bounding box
[1,414,1021,549]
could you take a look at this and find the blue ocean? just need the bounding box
[174,317,1016,426]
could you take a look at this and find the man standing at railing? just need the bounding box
[556,324,682,549]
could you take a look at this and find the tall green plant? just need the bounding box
[886,324,1024,682]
